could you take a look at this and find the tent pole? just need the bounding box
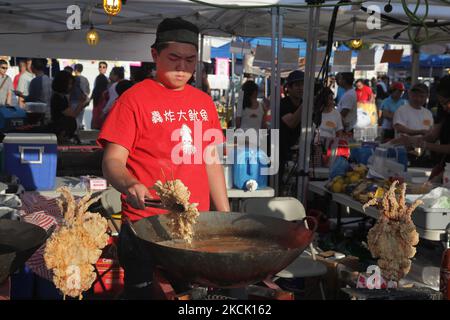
[270,7,279,195]
[411,45,420,85]
[231,51,236,127]
[297,6,321,204]
[276,9,283,134]
[274,8,283,196]
[197,34,205,89]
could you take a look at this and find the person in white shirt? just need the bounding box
[316,87,344,139]
[393,83,433,137]
[102,66,125,117]
[236,80,267,131]
[16,58,34,107]
[336,72,357,132]
[0,60,12,106]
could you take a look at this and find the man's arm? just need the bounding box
[205,145,230,212]
[102,142,150,210]
[6,82,12,105]
[62,94,88,118]
[393,123,429,136]
[404,132,450,155]
[282,104,302,129]
[423,123,442,143]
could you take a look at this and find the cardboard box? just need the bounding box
[80,176,108,191]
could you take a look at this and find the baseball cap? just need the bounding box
[286,70,305,84]
[151,17,199,49]
[390,82,405,91]
[410,83,429,94]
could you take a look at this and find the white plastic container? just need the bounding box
[443,163,450,187]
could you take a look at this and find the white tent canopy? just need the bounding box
[1,1,449,60]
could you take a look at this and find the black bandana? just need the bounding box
[152,18,199,49]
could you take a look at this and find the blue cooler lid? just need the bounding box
[3,133,57,145]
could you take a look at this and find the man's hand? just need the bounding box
[13,90,24,98]
[125,182,152,210]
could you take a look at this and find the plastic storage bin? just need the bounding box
[0,105,27,131]
[233,147,269,190]
[3,133,57,191]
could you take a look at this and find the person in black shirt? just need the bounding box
[50,71,88,142]
[279,70,304,188]
[91,62,109,107]
[395,75,450,181]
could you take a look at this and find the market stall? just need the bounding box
[308,180,450,243]
[1,0,450,301]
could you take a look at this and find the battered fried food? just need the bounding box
[153,179,199,243]
[44,187,109,299]
[363,181,422,282]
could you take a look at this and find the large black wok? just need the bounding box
[0,220,49,284]
[133,211,316,288]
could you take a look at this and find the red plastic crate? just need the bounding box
[92,258,124,298]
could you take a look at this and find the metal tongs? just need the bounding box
[144,198,185,212]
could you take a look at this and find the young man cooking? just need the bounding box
[98,18,230,299]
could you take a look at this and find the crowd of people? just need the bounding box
[0,58,144,142]
[232,69,450,189]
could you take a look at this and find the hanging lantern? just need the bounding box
[103,0,122,24]
[86,26,99,46]
[349,39,363,50]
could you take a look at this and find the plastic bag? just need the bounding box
[329,156,350,180]
[417,187,450,209]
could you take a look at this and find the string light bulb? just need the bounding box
[103,0,122,24]
[86,25,99,46]
[349,39,363,49]
[384,0,393,13]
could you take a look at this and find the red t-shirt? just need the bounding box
[356,85,373,103]
[97,79,223,221]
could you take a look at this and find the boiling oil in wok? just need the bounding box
[157,235,285,253]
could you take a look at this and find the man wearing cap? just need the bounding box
[393,83,433,138]
[98,17,230,299]
[380,82,407,140]
[279,70,304,188]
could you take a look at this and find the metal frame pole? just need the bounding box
[196,34,205,89]
[231,50,236,127]
[270,8,277,132]
[297,6,321,203]
[270,7,279,194]
[276,9,283,133]
[411,45,420,85]
[273,8,283,195]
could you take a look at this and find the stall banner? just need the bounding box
[356,102,378,128]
